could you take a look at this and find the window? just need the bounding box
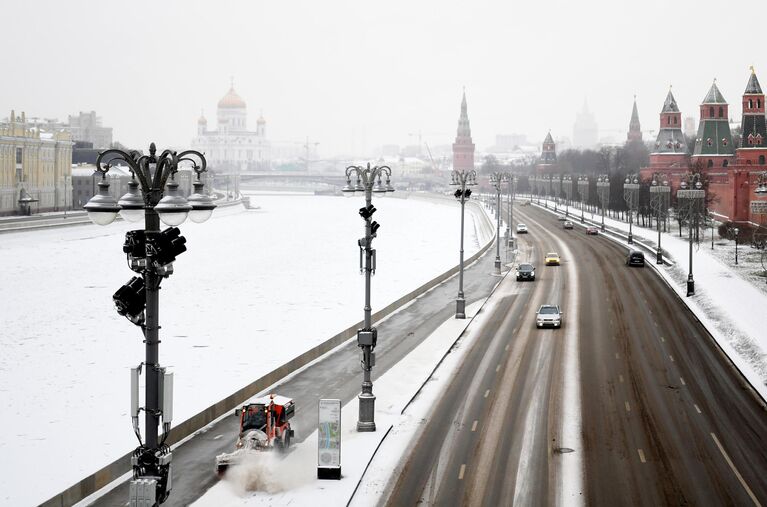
[15,147,22,164]
[760,155,766,165]
[707,159,714,168]
[723,159,729,167]
[749,99,753,109]
[674,116,678,124]
[748,134,755,145]
[719,106,724,117]
[707,138,713,146]
[709,106,715,117]
[759,99,762,109]
[667,117,671,126]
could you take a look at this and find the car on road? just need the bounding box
[516,263,535,281]
[545,252,560,265]
[563,220,574,229]
[626,250,645,267]
[586,226,599,235]
[536,304,563,328]
[516,223,528,234]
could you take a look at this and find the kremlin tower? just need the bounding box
[535,132,558,174]
[691,80,735,170]
[627,96,643,144]
[452,90,475,171]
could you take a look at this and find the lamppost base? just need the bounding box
[686,279,695,297]
[628,234,633,244]
[656,251,663,264]
[456,298,466,319]
[357,392,376,432]
[494,258,502,275]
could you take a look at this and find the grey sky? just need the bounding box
[0,0,758,156]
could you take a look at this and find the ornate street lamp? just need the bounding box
[677,173,705,296]
[650,174,670,264]
[597,175,610,231]
[507,175,517,248]
[577,176,589,223]
[562,175,573,217]
[343,163,394,432]
[83,143,214,505]
[623,173,640,244]
[734,227,740,265]
[490,172,508,275]
[451,169,477,318]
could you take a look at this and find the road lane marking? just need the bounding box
[496,364,501,372]
[625,401,631,412]
[484,389,490,398]
[213,434,223,440]
[669,354,675,362]
[660,336,665,342]
[694,404,702,414]
[505,344,510,351]
[638,449,646,463]
[680,377,686,386]
[615,352,620,359]
[458,464,466,480]
[471,420,478,432]
[711,433,762,507]
[619,374,624,383]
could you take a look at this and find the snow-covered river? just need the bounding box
[0,192,484,506]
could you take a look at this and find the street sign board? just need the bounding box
[624,183,640,190]
[751,201,767,214]
[649,186,670,193]
[317,398,341,480]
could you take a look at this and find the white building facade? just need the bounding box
[192,84,270,171]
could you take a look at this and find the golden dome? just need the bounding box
[218,87,246,109]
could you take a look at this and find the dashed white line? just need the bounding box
[496,364,501,373]
[505,344,510,351]
[711,433,762,506]
[625,401,631,413]
[213,434,223,440]
[471,420,478,432]
[484,389,490,398]
[638,449,647,463]
[619,374,624,383]
[660,336,665,342]
[669,354,675,362]
[694,404,702,414]
[458,464,466,480]
[615,352,620,359]
[680,377,686,386]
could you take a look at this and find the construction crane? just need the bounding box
[424,142,440,173]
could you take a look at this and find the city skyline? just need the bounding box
[0,0,760,156]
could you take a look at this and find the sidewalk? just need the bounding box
[530,195,767,402]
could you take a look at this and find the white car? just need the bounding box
[536,304,562,328]
[516,223,528,234]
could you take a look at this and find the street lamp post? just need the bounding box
[552,174,560,212]
[623,174,640,244]
[490,172,508,275]
[451,169,477,319]
[83,143,215,505]
[677,172,705,296]
[734,227,739,265]
[508,175,517,248]
[343,163,395,432]
[563,175,573,217]
[597,175,610,232]
[650,174,670,264]
[577,176,589,223]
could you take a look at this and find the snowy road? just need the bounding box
[384,201,767,506]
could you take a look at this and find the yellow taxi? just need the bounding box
[545,252,561,266]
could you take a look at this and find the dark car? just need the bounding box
[516,263,535,281]
[586,226,599,235]
[626,250,645,267]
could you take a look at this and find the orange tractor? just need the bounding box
[215,394,295,475]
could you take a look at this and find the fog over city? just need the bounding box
[0,0,755,155]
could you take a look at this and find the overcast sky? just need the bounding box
[0,0,759,156]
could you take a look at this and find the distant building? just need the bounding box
[535,131,558,174]
[452,90,475,171]
[627,96,643,144]
[684,116,697,139]
[489,134,528,153]
[67,111,113,149]
[192,81,271,171]
[573,99,598,149]
[0,110,73,215]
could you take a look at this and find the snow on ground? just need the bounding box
[192,299,487,507]
[0,193,485,507]
[531,196,767,401]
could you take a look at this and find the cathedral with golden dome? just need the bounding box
[192,80,270,170]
